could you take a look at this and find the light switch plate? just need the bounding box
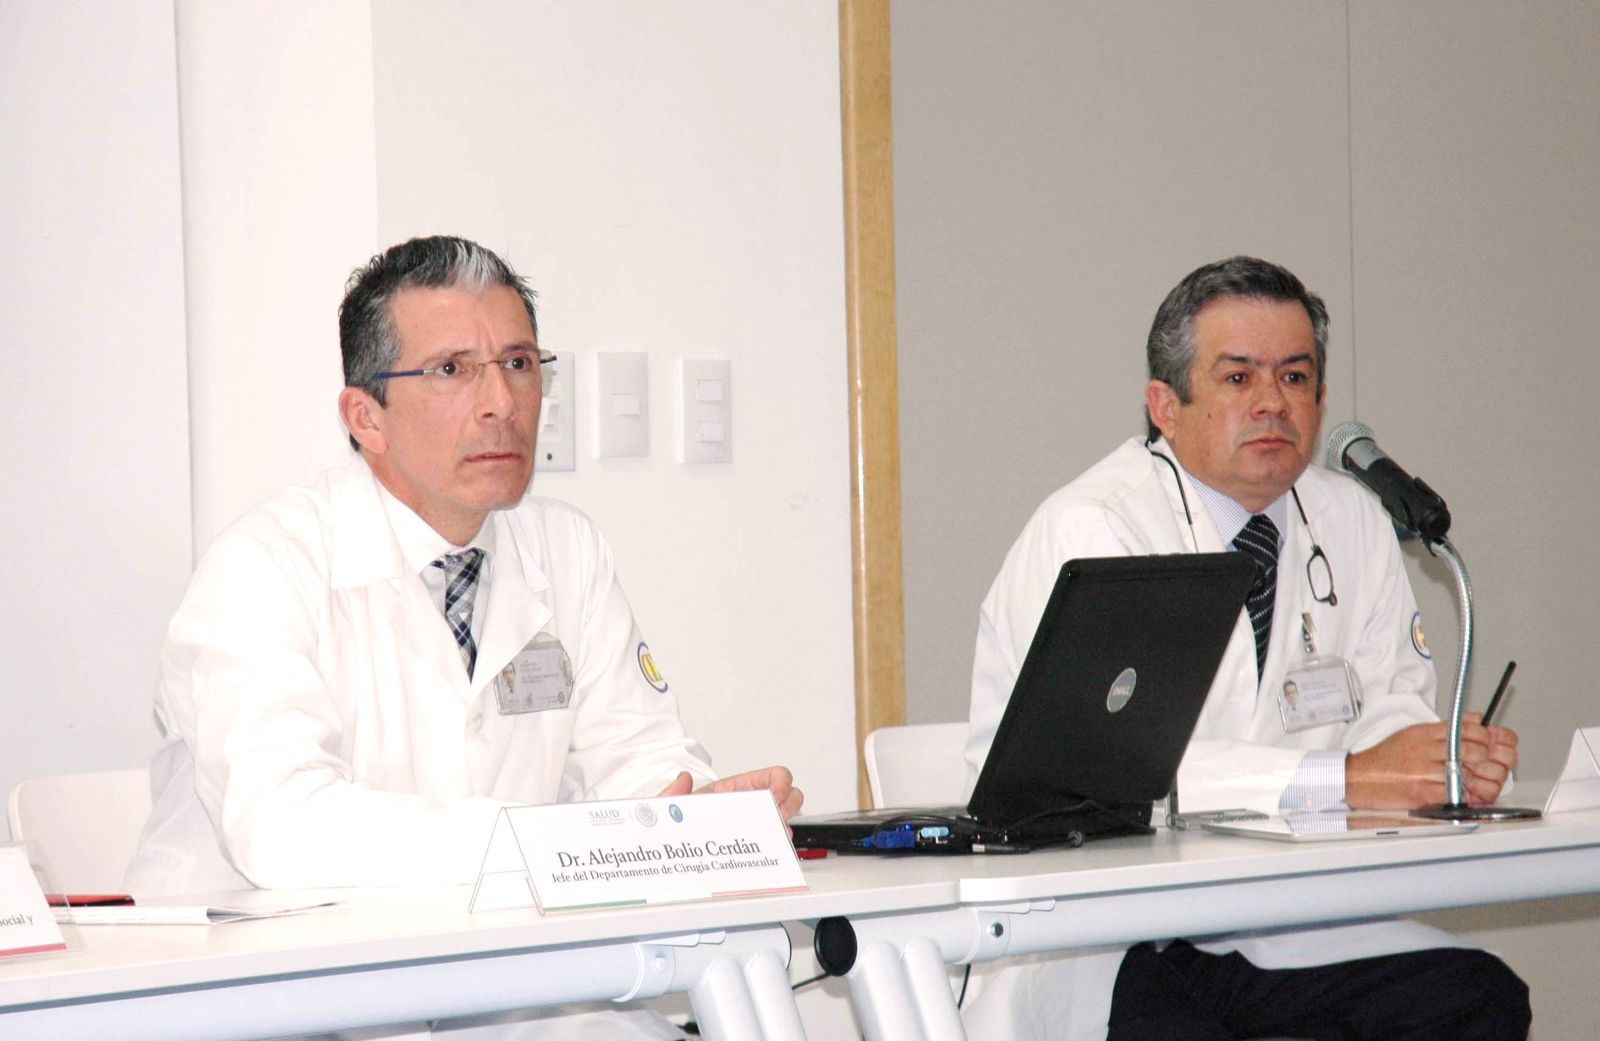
[534,350,575,472]
[595,351,650,458]
[680,359,732,464]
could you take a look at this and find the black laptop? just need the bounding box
[791,553,1256,854]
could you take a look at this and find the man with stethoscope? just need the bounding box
[963,257,1527,1041]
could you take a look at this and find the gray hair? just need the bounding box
[339,236,538,448]
[1144,256,1328,440]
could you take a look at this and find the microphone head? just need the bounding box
[1324,420,1375,473]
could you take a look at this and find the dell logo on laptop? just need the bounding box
[1105,667,1138,713]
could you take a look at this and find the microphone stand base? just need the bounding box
[1411,803,1543,823]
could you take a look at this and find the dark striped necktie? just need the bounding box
[431,548,485,677]
[1233,514,1280,678]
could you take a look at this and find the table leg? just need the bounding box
[820,920,969,1041]
[903,936,966,1039]
[689,954,768,1040]
[745,946,810,1041]
[844,935,930,1041]
[672,925,808,1041]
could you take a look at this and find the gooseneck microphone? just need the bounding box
[1325,421,1542,822]
[1324,421,1452,545]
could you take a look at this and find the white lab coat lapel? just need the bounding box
[327,457,468,698]
[1145,438,1228,554]
[1120,439,1203,552]
[471,510,555,694]
[1265,488,1314,698]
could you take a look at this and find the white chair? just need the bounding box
[863,722,969,808]
[6,767,152,893]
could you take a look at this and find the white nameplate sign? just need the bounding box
[470,790,806,913]
[0,846,67,958]
[1546,727,1600,814]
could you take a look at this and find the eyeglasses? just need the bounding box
[1292,489,1338,606]
[373,349,556,395]
[1305,543,1336,606]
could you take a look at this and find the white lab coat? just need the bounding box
[961,437,1460,1041]
[127,455,715,1039]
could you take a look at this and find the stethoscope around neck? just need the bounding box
[1145,438,1337,607]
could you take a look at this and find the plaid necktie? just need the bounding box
[431,548,485,677]
[1233,513,1279,678]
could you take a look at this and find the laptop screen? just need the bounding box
[967,553,1255,830]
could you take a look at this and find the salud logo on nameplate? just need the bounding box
[470,790,807,913]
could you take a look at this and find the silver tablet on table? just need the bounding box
[1202,811,1478,843]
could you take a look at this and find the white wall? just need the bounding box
[3,2,855,829]
[1347,0,1600,812]
[4,4,858,1030]
[891,1,1600,1035]
[369,1,856,811]
[0,0,191,817]
[1349,4,1600,1025]
[175,0,380,550]
[893,0,1358,721]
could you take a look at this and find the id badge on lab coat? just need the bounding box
[1279,656,1363,732]
[495,633,573,715]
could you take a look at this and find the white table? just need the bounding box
[0,857,963,1041]
[4,801,1595,1041]
[815,796,1600,1041]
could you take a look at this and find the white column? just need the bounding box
[174,0,379,552]
[0,0,191,819]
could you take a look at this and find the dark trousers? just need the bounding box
[1107,940,1530,1041]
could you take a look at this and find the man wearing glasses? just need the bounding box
[130,236,800,1039]
[963,257,1527,1040]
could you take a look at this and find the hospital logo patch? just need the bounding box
[1411,611,1431,660]
[638,642,669,692]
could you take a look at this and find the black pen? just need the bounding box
[1481,660,1516,727]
